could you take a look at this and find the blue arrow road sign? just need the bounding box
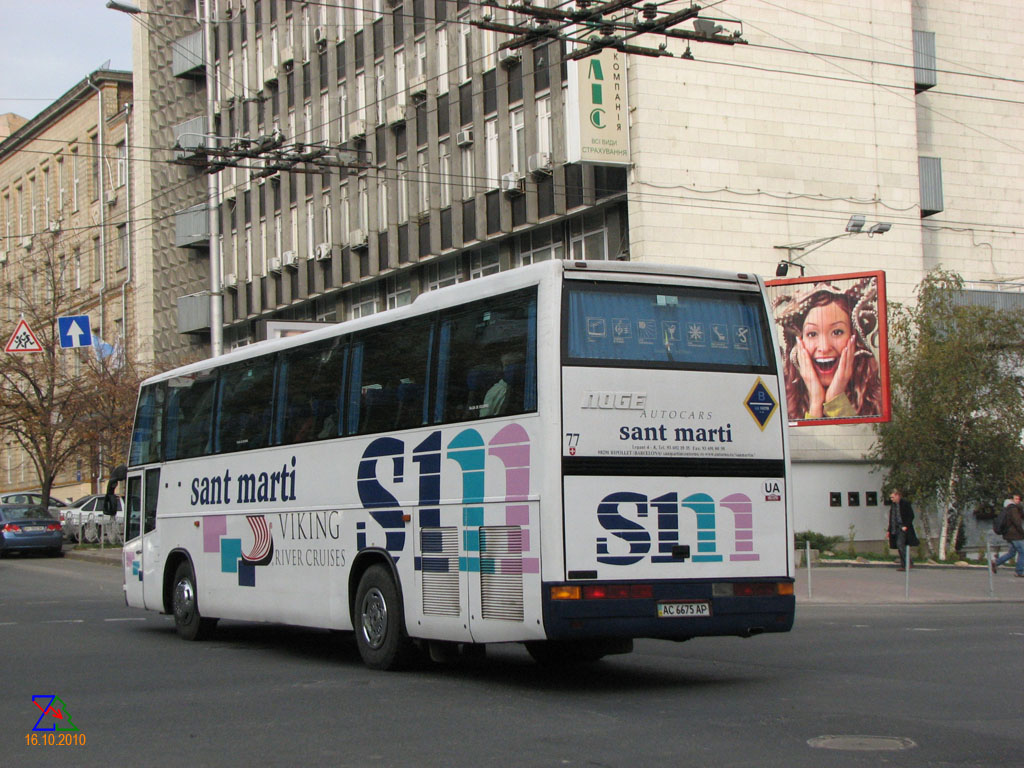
[58,316,92,349]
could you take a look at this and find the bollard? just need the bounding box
[805,540,812,599]
[986,539,994,597]
[904,547,910,599]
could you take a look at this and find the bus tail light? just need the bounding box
[712,582,793,597]
[553,584,654,600]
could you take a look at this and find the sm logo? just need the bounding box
[596,491,760,565]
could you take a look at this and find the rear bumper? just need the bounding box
[540,578,795,641]
[0,533,63,552]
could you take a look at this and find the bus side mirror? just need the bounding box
[104,465,128,516]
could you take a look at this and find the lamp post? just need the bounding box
[107,0,223,356]
[774,215,893,277]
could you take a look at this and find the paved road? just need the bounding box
[5,553,1023,767]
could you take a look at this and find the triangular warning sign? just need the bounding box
[5,318,43,353]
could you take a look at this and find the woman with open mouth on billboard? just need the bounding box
[773,277,885,422]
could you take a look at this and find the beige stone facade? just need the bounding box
[0,71,135,501]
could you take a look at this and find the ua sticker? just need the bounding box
[744,378,777,431]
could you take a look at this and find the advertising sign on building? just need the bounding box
[765,270,891,426]
[566,48,630,165]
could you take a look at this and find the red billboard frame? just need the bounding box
[765,270,891,427]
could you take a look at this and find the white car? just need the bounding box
[62,494,125,543]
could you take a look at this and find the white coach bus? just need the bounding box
[119,260,795,669]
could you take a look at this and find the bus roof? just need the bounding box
[141,260,764,386]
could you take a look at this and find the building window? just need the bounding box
[484,117,498,189]
[351,283,378,318]
[510,108,525,176]
[460,143,474,200]
[397,158,409,222]
[417,148,429,213]
[426,257,461,290]
[439,139,451,208]
[536,95,551,156]
[71,147,79,212]
[457,20,472,83]
[117,224,128,270]
[386,274,412,309]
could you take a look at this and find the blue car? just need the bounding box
[0,504,64,557]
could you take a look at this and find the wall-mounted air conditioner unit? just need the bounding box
[280,46,295,72]
[223,186,237,201]
[408,73,428,99]
[500,172,525,195]
[223,272,236,287]
[527,152,552,176]
[264,66,279,87]
[349,119,367,139]
[47,220,61,234]
[315,243,333,260]
[0,250,7,264]
[268,255,283,273]
[282,250,299,267]
[498,48,521,67]
[386,105,406,126]
[456,129,474,147]
[349,229,368,249]
[21,235,33,249]
[105,190,117,206]
[314,26,335,48]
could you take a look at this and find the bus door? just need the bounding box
[123,468,162,611]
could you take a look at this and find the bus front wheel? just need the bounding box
[354,565,415,670]
[172,562,218,641]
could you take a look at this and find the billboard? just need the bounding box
[765,270,891,426]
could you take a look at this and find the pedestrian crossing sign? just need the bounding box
[5,318,43,353]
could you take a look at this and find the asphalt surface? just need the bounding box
[64,545,1024,605]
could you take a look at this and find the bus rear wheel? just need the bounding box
[354,564,415,670]
[172,562,217,641]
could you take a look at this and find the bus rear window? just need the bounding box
[564,282,774,371]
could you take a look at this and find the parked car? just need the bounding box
[0,492,68,508]
[62,494,125,542]
[0,504,63,557]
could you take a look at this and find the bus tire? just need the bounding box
[354,564,415,670]
[172,562,217,641]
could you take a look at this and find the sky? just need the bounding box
[0,0,133,121]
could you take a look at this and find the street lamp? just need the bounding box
[109,0,223,356]
[774,215,893,277]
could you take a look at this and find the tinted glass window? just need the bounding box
[348,319,432,435]
[216,357,277,453]
[565,282,774,372]
[279,337,347,444]
[435,288,537,423]
[130,383,164,466]
[164,371,218,460]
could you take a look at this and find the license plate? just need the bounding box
[23,525,44,533]
[657,601,711,618]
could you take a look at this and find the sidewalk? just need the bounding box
[66,546,1024,605]
[794,561,1024,604]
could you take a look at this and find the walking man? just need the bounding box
[888,489,919,571]
[991,493,1024,577]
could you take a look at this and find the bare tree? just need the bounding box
[1,235,144,499]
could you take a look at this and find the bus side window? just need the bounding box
[350,321,430,436]
[435,288,537,423]
[166,372,217,460]
[279,338,347,445]
[216,358,276,453]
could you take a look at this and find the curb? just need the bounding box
[64,547,122,567]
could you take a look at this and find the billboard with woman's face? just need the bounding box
[765,270,891,426]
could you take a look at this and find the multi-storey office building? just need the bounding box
[0,70,135,500]
[131,1,1023,544]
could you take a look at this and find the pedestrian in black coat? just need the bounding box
[887,489,919,570]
